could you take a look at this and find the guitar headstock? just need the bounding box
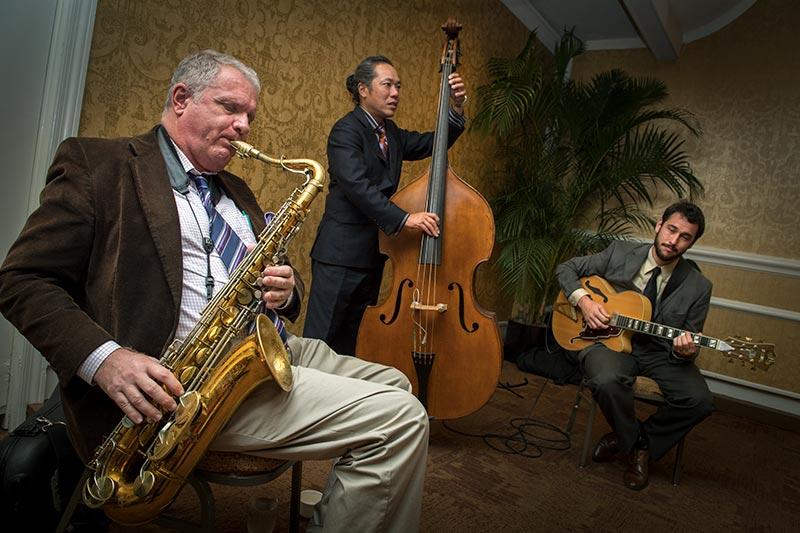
[721,336,776,371]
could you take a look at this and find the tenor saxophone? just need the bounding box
[82,141,326,525]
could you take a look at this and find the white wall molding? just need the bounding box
[686,245,800,278]
[686,246,800,321]
[5,0,96,431]
[683,0,756,44]
[703,369,800,418]
[689,245,799,413]
[711,296,800,323]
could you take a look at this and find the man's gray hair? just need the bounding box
[164,49,261,110]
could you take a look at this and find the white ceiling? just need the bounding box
[502,0,756,60]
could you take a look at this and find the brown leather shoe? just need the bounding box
[591,431,620,463]
[623,448,650,490]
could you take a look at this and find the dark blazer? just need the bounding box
[310,107,464,269]
[556,240,712,359]
[0,127,303,461]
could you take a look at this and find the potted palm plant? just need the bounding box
[473,30,704,330]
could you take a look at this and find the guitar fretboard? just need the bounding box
[610,314,726,351]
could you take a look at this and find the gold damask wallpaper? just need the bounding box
[79,0,798,394]
[79,0,528,332]
[572,0,800,392]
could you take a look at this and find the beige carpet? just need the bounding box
[112,361,800,532]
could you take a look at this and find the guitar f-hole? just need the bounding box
[584,278,609,303]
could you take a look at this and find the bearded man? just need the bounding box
[556,200,714,490]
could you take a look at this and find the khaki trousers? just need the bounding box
[211,335,429,532]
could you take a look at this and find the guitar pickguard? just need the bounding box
[572,324,623,344]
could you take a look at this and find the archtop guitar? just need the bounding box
[551,276,775,370]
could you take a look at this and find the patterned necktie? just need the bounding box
[377,124,388,160]
[192,174,287,345]
[642,266,662,314]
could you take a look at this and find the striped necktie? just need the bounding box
[192,174,287,344]
[377,124,388,160]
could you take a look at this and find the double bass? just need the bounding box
[355,19,502,419]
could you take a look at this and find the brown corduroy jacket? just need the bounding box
[0,127,303,461]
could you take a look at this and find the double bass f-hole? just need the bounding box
[447,282,478,333]
[380,278,414,325]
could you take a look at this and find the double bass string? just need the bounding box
[412,45,455,359]
[414,234,437,352]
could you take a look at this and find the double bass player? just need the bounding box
[303,54,468,356]
[346,21,502,420]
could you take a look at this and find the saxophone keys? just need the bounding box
[244,270,261,287]
[206,325,221,341]
[174,391,202,426]
[236,287,254,305]
[149,421,177,461]
[133,470,156,499]
[194,347,210,364]
[138,422,158,447]
[83,474,115,507]
[178,365,198,385]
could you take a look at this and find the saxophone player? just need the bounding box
[0,50,429,532]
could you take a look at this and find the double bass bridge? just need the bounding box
[410,302,448,313]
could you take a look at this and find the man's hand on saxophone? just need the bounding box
[94,349,184,425]
[259,264,295,309]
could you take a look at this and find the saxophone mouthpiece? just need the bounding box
[231,140,254,159]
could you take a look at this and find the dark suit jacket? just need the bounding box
[555,240,712,360]
[0,127,303,461]
[310,107,464,269]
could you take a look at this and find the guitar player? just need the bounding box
[555,200,714,490]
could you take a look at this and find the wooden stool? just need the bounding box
[565,376,686,485]
[156,451,302,532]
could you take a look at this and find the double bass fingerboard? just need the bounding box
[420,29,459,267]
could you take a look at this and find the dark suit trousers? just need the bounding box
[303,260,383,356]
[579,342,714,460]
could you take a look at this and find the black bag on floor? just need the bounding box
[516,344,582,386]
[0,388,107,532]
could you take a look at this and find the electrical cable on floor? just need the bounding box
[442,321,573,458]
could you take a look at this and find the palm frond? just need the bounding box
[473,30,705,323]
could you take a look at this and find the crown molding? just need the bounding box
[683,0,756,44]
[500,0,561,53]
[585,37,645,51]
